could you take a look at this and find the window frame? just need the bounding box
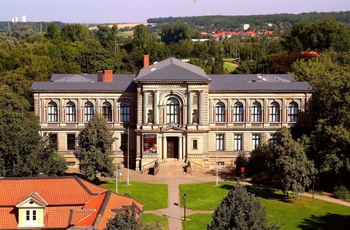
[288,102,299,122]
[233,102,244,122]
[102,101,112,122]
[192,139,198,150]
[270,102,280,122]
[234,134,243,151]
[166,97,180,124]
[270,133,278,150]
[215,102,225,122]
[67,134,76,151]
[48,101,58,122]
[84,102,94,122]
[66,101,76,122]
[216,133,225,151]
[120,102,130,122]
[252,134,260,150]
[25,209,37,225]
[251,102,262,122]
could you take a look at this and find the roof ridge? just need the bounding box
[93,190,111,228]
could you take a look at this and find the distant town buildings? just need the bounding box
[239,23,250,30]
[11,15,26,23]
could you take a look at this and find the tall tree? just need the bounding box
[104,209,139,230]
[208,183,279,230]
[274,127,317,199]
[74,113,115,181]
[161,23,192,45]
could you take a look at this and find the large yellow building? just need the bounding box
[32,57,312,172]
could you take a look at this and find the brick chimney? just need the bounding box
[97,70,103,82]
[144,55,149,68]
[104,70,113,82]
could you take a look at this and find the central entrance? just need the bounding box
[166,137,179,159]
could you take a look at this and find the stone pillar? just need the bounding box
[162,135,167,160]
[179,136,183,160]
[136,134,141,171]
[182,135,186,160]
[143,91,147,124]
[246,99,250,123]
[187,91,192,124]
[153,90,158,124]
[282,98,286,123]
[198,90,203,124]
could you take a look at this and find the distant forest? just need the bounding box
[147,11,350,31]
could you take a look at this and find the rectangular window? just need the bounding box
[252,134,260,150]
[25,209,37,225]
[216,134,224,151]
[270,133,278,150]
[234,134,243,151]
[120,134,128,152]
[49,133,58,150]
[32,210,36,221]
[192,139,198,150]
[26,210,30,221]
[67,134,76,150]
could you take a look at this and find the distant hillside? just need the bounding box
[147,11,350,31]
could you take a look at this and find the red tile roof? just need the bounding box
[0,176,143,229]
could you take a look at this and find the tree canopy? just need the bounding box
[74,113,115,181]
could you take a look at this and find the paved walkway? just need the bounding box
[117,168,350,230]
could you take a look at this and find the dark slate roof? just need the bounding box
[134,57,211,83]
[209,74,312,92]
[32,75,136,92]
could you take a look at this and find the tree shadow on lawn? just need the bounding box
[244,185,287,202]
[297,213,350,230]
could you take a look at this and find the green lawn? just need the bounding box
[181,182,350,230]
[142,213,168,230]
[100,181,168,210]
[223,62,236,73]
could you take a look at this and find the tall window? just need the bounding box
[48,102,57,122]
[251,102,262,122]
[270,102,280,122]
[234,134,243,151]
[192,139,198,150]
[215,102,225,122]
[49,133,58,150]
[84,102,94,122]
[216,133,224,150]
[270,133,278,150]
[166,98,179,124]
[66,102,76,122]
[67,134,76,150]
[252,134,260,150]
[288,102,298,122]
[102,102,112,122]
[120,102,130,122]
[233,102,243,122]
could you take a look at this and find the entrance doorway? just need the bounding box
[166,137,179,159]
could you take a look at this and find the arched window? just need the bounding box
[270,102,280,122]
[233,102,243,122]
[215,102,225,122]
[288,102,298,122]
[251,102,262,122]
[102,102,112,122]
[48,102,57,122]
[120,102,130,122]
[84,102,94,122]
[166,98,179,124]
[66,102,76,122]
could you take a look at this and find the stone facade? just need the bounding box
[32,57,312,171]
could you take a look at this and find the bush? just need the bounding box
[333,185,350,200]
[234,153,248,176]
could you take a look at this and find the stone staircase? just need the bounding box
[157,159,185,175]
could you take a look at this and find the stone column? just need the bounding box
[179,136,183,160]
[198,90,203,124]
[136,134,141,171]
[143,91,147,124]
[187,90,192,124]
[153,90,158,124]
[282,98,286,123]
[182,135,186,160]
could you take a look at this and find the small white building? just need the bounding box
[240,24,250,30]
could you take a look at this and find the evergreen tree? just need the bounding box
[274,127,317,199]
[74,113,115,181]
[208,183,279,230]
[105,209,139,230]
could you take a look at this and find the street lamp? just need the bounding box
[183,193,187,221]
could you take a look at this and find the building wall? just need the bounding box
[34,84,311,170]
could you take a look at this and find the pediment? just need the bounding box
[16,192,47,208]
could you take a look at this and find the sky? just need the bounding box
[2,0,350,24]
